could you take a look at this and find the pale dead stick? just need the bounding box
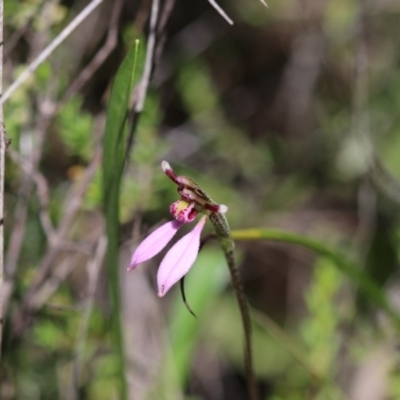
[206,0,267,26]
[134,0,160,113]
[0,0,104,105]
[0,0,4,360]
[207,0,233,25]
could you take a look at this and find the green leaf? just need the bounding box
[102,39,139,400]
[357,220,397,313]
[103,41,139,189]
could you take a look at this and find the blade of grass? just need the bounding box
[102,40,139,400]
[103,40,139,184]
[231,228,400,329]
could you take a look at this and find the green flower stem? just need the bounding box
[102,42,139,399]
[210,213,259,400]
[231,228,400,329]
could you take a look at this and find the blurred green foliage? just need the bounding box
[301,258,343,398]
[57,97,94,161]
[3,0,400,399]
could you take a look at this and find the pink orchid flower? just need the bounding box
[127,161,228,297]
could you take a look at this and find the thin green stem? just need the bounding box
[210,214,258,400]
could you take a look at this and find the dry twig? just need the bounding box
[11,141,102,337]
[135,0,161,113]
[7,148,54,238]
[3,100,54,316]
[61,0,123,105]
[1,0,104,105]
[28,258,77,314]
[154,0,176,68]
[207,0,233,25]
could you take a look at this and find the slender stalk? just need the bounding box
[209,213,258,400]
[206,0,233,25]
[0,0,4,359]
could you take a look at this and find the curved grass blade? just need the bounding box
[231,228,400,329]
[103,40,139,187]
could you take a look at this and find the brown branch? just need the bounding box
[154,0,176,67]
[2,101,54,317]
[3,0,51,59]
[61,0,124,105]
[20,238,101,321]
[28,257,77,314]
[1,0,104,105]
[7,148,54,238]
[206,0,233,25]
[5,150,94,256]
[10,140,102,338]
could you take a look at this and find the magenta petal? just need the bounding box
[157,216,207,297]
[128,220,183,271]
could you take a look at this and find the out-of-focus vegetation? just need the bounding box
[2,0,400,399]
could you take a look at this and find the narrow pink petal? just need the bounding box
[128,220,183,271]
[157,216,207,297]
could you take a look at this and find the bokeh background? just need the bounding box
[2,0,400,399]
